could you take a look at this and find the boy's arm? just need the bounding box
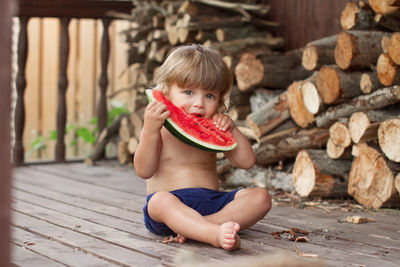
[213,113,255,169]
[224,127,256,169]
[134,101,169,179]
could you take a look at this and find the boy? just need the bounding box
[134,44,271,251]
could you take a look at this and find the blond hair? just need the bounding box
[153,44,233,112]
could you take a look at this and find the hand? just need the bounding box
[143,101,170,132]
[212,113,234,132]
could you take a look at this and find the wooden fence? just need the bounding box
[13,18,134,162]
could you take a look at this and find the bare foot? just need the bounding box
[217,222,241,251]
[175,234,187,244]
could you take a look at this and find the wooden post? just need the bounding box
[13,17,29,165]
[97,19,111,135]
[55,18,70,162]
[0,0,12,264]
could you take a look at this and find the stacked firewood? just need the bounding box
[109,0,282,163]
[97,0,400,209]
[285,0,400,209]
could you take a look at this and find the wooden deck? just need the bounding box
[11,162,400,266]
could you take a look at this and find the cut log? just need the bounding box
[374,13,400,32]
[376,53,400,86]
[88,114,127,163]
[395,173,400,194]
[360,70,381,94]
[326,138,352,160]
[349,108,399,143]
[119,116,134,142]
[255,128,329,166]
[235,50,311,91]
[329,121,352,148]
[117,140,130,165]
[316,65,363,104]
[348,143,400,209]
[388,32,400,65]
[301,35,337,71]
[378,118,400,162]
[128,137,139,154]
[381,35,391,53]
[301,79,325,114]
[334,31,389,70]
[246,92,289,137]
[368,0,400,16]
[316,86,400,128]
[293,149,351,198]
[340,2,379,31]
[286,78,316,128]
[249,88,284,113]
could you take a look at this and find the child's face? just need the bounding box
[166,83,220,119]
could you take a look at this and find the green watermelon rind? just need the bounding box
[145,89,237,152]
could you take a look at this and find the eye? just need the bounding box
[184,90,192,95]
[206,93,216,100]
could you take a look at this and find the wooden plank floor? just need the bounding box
[11,161,400,266]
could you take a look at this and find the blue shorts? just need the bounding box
[143,188,240,236]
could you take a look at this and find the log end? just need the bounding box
[349,112,370,143]
[234,53,264,91]
[378,118,400,162]
[335,31,357,70]
[302,45,318,71]
[329,121,351,147]
[388,32,400,65]
[340,2,359,31]
[377,53,399,86]
[395,173,400,195]
[287,81,315,128]
[360,73,373,94]
[316,66,340,104]
[293,150,316,197]
[326,138,345,159]
[348,143,394,209]
[301,81,321,114]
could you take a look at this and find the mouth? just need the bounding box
[189,113,204,118]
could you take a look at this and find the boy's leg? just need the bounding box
[147,191,241,251]
[204,188,271,229]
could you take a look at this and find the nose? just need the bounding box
[193,95,204,108]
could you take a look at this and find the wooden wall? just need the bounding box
[1,0,11,264]
[16,18,133,161]
[266,0,357,50]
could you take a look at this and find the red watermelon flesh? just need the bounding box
[146,89,237,152]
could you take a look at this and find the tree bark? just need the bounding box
[348,143,400,209]
[246,92,289,137]
[316,86,400,128]
[301,35,337,71]
[255,128,329,166]
[316,65,363,105]
[293,149,351,198]
[378,118,400,162]
[335,31,390,70]
[235,50,311,91]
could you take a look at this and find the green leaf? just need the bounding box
[76,127,96,144]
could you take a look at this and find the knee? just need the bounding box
[253,188,272,216]
[148,191,176,215]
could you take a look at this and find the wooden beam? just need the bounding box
[17,0,133,18]
[0,0,12,264]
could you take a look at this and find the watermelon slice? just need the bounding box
[145,89,237,152]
